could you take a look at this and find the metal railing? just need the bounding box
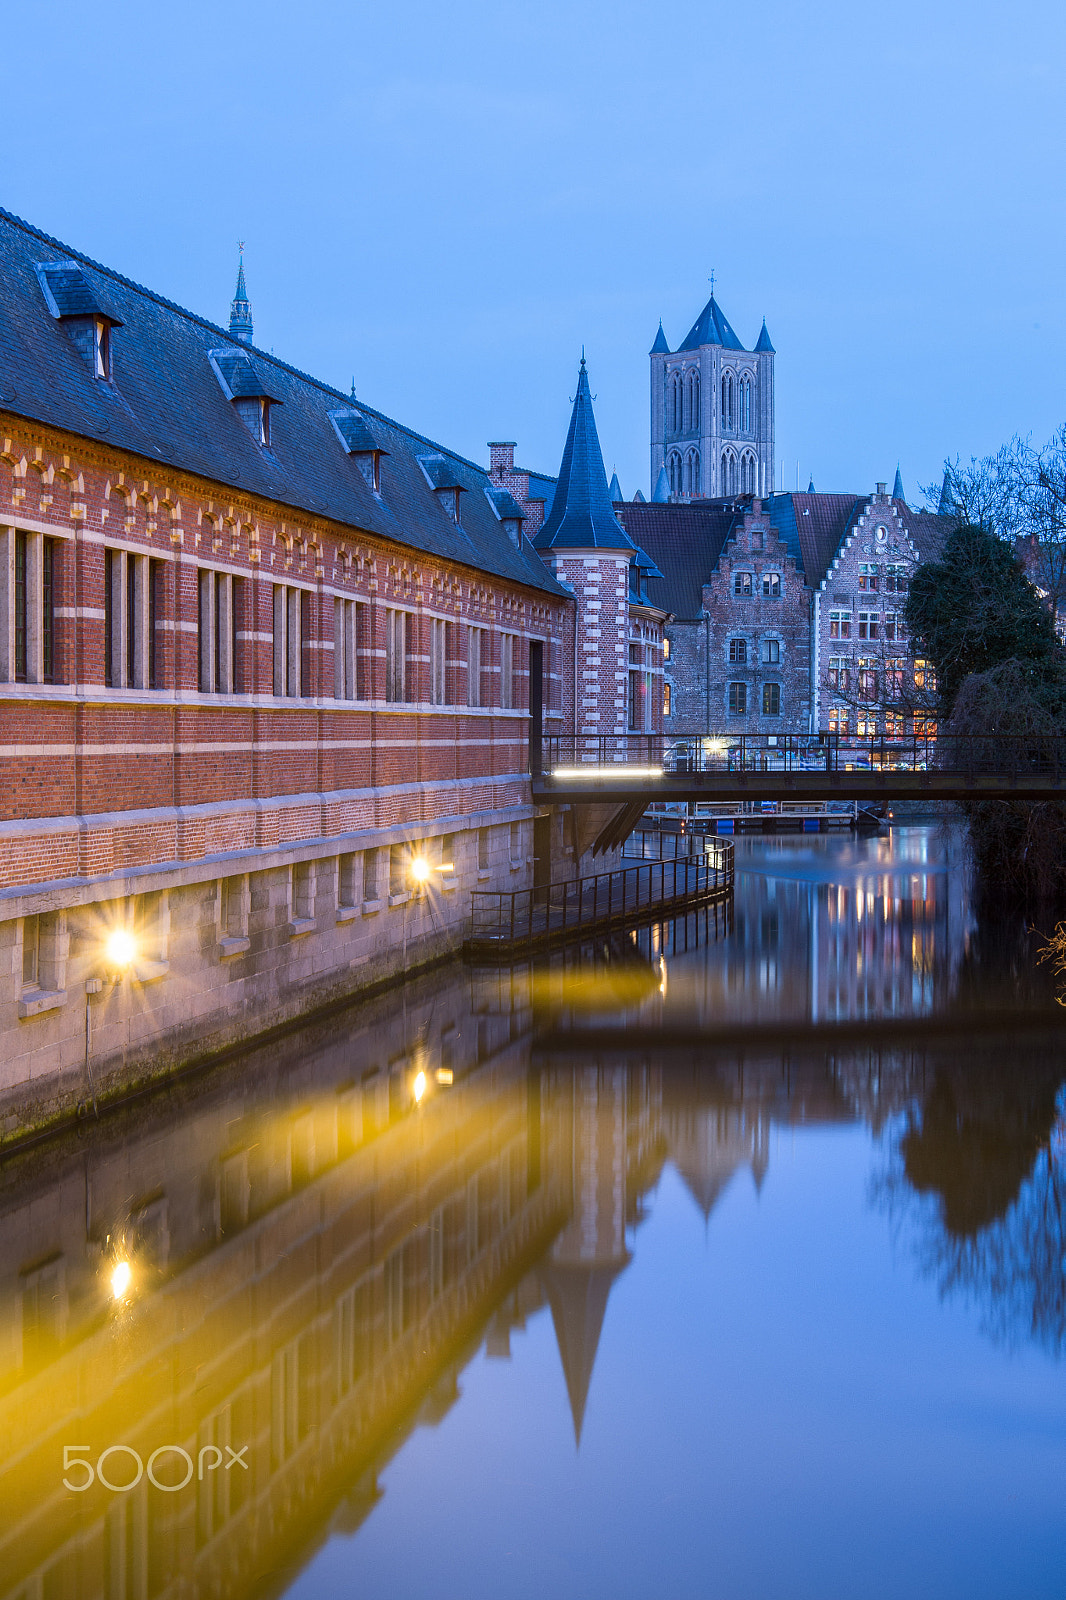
[542,731,1066,780]
[468,840,734,954]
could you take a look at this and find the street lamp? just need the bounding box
[84,924,139,1116]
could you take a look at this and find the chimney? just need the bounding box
[489,441,516,480]
[875,481,887,500]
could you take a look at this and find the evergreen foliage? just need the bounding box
[905,523,1063,715]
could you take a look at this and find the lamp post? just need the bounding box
[83,927,138,1117]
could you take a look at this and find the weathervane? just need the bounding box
[708,269,716,296]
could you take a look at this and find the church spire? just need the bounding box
[533,359,635,552]
[229,245,254,344]
[938,468,955,516]
[892,464,906,505]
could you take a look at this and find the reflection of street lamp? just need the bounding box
[84,925,139,1116]
[110,1259,133,1301]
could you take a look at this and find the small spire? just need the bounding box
[350,376,357,400]
[938,468,955,516]
[650,319,670,355]
[229,243,254,345]
[892,464,906,504]
[652,465,671,503]
[807,475,816,494]
[607,471,623,503]
[754,318,775,354]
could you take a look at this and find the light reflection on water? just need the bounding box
[1,827,1065,1600]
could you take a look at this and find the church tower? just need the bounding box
[649,292,775,500]
[229,250,254,345]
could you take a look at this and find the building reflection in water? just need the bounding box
[0,829,1060,1600]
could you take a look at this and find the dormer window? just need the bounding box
[94,318,111,378]
[209,350,282,448]
[330,409,388,494]
[36,261,123,380]
[419,455,465,525]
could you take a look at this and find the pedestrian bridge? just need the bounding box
[531,731,1066,808]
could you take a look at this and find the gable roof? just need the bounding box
[767,493,862,591]
[677,293,746,352]
[614,501,736,619]
[0,208,563,599]
[533,360,634,553]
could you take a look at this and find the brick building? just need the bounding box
[615,487,953,741]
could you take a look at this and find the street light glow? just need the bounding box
[104,928,137,971]
[412,1070,427,1103]
[409,857,432,884]
[551,766,663,780]
[111,1260,132,1300]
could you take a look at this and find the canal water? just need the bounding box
[3,826,1065,1599]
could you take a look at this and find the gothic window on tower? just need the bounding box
[685,368,700,432]
[742,453,757,495]
[721,372,735,430]
[739,374,753,433]
[668,452,682,496]
[722,451,737,496]
[685,450,700,496]
[669,371,682,433]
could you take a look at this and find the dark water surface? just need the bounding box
[3,826,1065,1600]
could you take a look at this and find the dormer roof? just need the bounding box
[534,360,635,553]
[210,348,284,404]
[36,261,123,326]
[677,293,745,352]
[330,407,388,457]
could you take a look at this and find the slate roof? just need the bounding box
[677,293,746,352]
[767,492,862,591]
[613,501,737,620]
[614,493,958,619]
[0,208,563,599]
[754,319,775,354]
[533,360,635,553]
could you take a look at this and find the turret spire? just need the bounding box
[938,468,955,516]
[892,464,906,504]
[533,359,635,552]
[229,244,254,345]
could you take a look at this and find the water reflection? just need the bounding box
[2,827,1065,1599]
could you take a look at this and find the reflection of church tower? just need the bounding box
[541,1066,631,1443]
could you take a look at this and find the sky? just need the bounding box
[2,0,1064,502]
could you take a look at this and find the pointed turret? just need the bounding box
[807,475,816,494]
[632,488,646,503]
[678,293,744,352]
[650,320,670,355]
[608,471,623,503]
[892,464,906,504]
[229,251,254,345]
[754,318,775,354]
[534,360,635,552]
[938,468,955,516]
[652,465,671,503]
[541,1263,624,1445]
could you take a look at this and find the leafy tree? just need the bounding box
[905,522,1063,715]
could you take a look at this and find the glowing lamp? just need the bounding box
[111,1260,132,1300]
[435,1067,454,1086]
[104,928,137,972]
[409,857,431,885]
[412,1070,427,1103]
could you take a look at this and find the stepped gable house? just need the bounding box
[0,210,617,1121]
[616,484,952,738]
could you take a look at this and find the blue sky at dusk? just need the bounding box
[3,0,1063,500]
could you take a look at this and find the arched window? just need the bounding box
[685,450,700,497]
[739,375,753,434]
[721,451,737,497]
[669,371,682,433]
[721,372,735,430]
[741,453,756,495]
[692,369,700,432]
[668,452,682,496]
